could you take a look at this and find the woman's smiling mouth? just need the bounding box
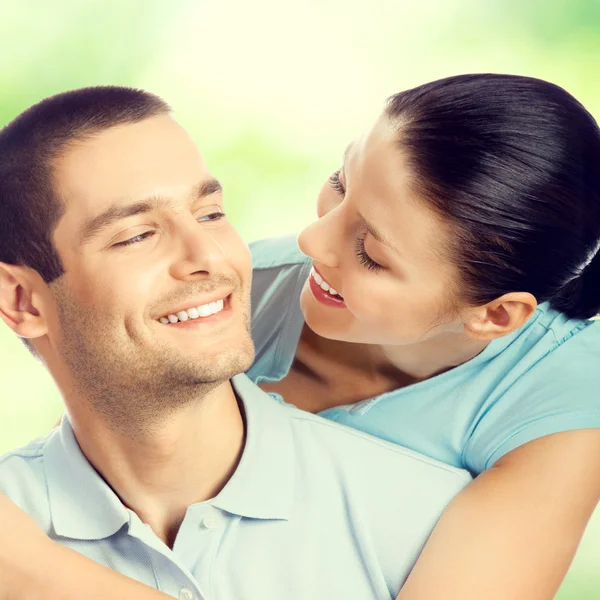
[309,267,346,308]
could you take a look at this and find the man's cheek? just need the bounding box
[234,239,253,276]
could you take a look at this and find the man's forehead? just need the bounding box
[53,115,210,218]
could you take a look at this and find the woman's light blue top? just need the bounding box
[246,236,600,476]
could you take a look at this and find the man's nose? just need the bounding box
[169,218,227,281]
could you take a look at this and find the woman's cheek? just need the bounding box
[346,280,398,325]
[342,283,371,319]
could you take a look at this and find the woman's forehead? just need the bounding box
[346,116,453,266]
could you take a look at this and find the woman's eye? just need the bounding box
[113,231,155,248]
[355,235,384,273]
[328,170,345,195]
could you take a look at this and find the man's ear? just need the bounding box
[463,292,538,341]
[0,262,49,340]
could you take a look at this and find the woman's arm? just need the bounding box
[396,428,600,600]
[0,493,171,600]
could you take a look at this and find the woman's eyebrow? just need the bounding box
[78,177,222,245]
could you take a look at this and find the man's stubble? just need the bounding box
[51,279,255,436]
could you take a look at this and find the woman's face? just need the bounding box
[297,114,464,345]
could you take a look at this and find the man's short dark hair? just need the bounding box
[0,86,171,354]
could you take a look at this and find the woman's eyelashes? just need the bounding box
[327,171,383,273]
[329,170,345,195]
[355,235,384,273]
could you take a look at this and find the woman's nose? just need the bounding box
[297,206,344,268]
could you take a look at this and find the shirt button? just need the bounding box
[179,588,195,600]
[201,515,216,529]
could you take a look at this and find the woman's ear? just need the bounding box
[463,292,538,341]
[0,262,49,340]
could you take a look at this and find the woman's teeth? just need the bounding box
[310,267,343,298]
[159,299,225,324]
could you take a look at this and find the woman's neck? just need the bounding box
[300,324,489,384]
[260,326,490,414]
[379,331,489,381]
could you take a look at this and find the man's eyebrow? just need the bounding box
[79,177,223,245]
[357,211,401,255]
[192,178,223,199]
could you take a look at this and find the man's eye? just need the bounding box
[196,206,228,228]
[198,210,226,223]
[113,231,155,248]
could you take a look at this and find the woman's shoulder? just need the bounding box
[247,236,311,384]
[463,306,600,474]
[249,235,311,320]
[507,303,600,377]
[250,235,309,271]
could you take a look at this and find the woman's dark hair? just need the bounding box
[386,73,600,320]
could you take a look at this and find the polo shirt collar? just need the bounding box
[44,416,130,540]
[43,373,294,540]
[211,374,295,521]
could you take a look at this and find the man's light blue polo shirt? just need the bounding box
[0,375,471,600]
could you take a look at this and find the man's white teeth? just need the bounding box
[310,267,343,298]
[159,299,225,324]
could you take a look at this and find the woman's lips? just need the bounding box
[308,272,346,308]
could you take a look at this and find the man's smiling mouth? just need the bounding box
[157,294,231,324]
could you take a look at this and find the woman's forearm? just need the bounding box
[396,431,600,600]
[2,538,173,600]
[30,541,173,600]
[0,493,171,600]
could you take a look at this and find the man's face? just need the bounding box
[48,115,254,423]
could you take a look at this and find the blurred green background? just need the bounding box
[1,0,599,597]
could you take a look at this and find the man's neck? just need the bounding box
[67,381,245,548]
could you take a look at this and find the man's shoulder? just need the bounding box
[0,435,47,468]
[287,406,472,487]
[250,235,309,271]
[280,403,471,570]
[0,433,53,515]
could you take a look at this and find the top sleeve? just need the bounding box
[463,323,600,475]
[247,236,311,384]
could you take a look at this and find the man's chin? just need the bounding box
[178,344,255,383]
